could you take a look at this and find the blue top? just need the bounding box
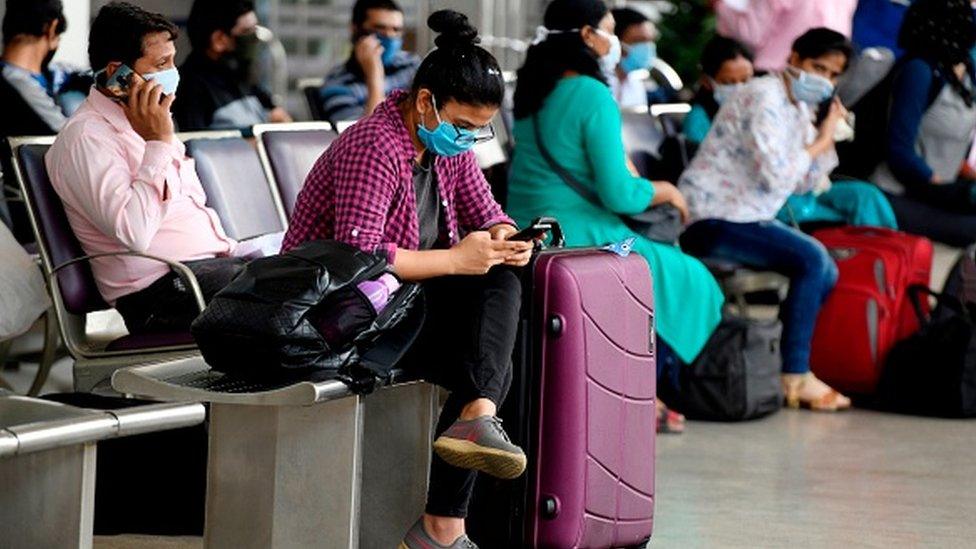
[886,58,946,185]
[852,0,912,59]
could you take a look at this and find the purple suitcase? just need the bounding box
[469,245,656,548]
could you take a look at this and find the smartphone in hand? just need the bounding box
[100,64,147,104]
[507,218,555,242]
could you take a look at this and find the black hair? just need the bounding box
[352,0,402,27]
[187,0,255,51]
[2,0,66,46]
[513,0,609,119]
[610,7,647,40]
[790,27,853,70]
[409,10,504,108]
[898,0,976,105]
[89,2,178,70]
[700,35,753,78]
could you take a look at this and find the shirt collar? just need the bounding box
[86,87,135,134]
[376,89,423,163]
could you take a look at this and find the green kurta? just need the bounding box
[507,75,723,363]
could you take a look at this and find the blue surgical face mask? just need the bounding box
[620,41,656,73]
[377,34,403,67]
[417,95,476,157]
[789,68,834,104]
[143,67,180,96]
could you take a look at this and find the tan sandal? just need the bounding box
[782,373,852,412]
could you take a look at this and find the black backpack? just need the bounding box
[878,285,976,418]
[190,240,422,387]
[659,315,783,421]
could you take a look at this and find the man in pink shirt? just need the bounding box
[712,0,858,72]
[46,2,261,334]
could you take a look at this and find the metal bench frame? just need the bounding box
[113,357,437,549]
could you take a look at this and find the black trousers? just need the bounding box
[115,257,247,334]
[885,186,976,247]
[400,267,523,518]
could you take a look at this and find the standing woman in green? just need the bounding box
[507,0,724,374]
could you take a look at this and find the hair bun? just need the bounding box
[428,10,479,49]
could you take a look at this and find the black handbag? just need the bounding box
[878,286,976,418]
[531,113,683,244]
[190,240,422,390]
[658,315,783,421]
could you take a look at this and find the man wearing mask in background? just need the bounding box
[609,7,660,109]
[317,0,421,123]
[174,0,291,131]
[0,0,70,241]
[46,1,276,335]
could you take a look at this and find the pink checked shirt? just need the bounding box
[282,90,512,261]
[715,0,857,72]
[45,90,236,304]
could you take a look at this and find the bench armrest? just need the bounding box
[50,252,206,313]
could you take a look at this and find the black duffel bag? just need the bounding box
[190,240,422,387]
[877,286,976,418]
[659,315,783,421]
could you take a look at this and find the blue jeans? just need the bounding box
[681,220,838,374]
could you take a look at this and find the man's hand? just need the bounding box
[124,78,175,144]
[268,107,293,123]
[354,34,385,81]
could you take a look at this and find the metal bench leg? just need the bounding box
[0,443,97,549]
[28,310,59,396]
[360,382,437,549]
[204,397,365,549]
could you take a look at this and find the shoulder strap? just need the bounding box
[531,113,601,206]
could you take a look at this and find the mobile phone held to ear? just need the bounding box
[101,64,146,103]
[507,217,556,242]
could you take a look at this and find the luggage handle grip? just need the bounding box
[527,216,565,249]
[906,284,974,326]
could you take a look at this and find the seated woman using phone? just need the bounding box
[282,11,530,549]
[679,28,854,412]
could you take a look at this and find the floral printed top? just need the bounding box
[679,75,836,223]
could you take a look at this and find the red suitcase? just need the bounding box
[469,236,656,548]
[810,227,933,394]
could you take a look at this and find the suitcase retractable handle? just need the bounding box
[533,216,565,249]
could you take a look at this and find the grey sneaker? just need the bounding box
[398,518,478,549]
[432,416,527,480]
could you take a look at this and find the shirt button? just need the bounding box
[351,228,359,237]
[448,230,454,239]
[441,199,448,207]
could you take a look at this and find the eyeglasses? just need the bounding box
[450,122,496,147]
[431,94,497,146]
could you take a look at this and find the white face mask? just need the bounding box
[711,80,745,105]
[594,29,622,75]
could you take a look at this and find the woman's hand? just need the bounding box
[450,230,533,274]
[651,181,690,224]
[817,98,848,142]
[489,223,534,267]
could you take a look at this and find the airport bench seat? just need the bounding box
[112,356,437,549]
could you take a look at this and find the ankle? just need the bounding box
[459,397,496,421]
[423,514,465,546]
